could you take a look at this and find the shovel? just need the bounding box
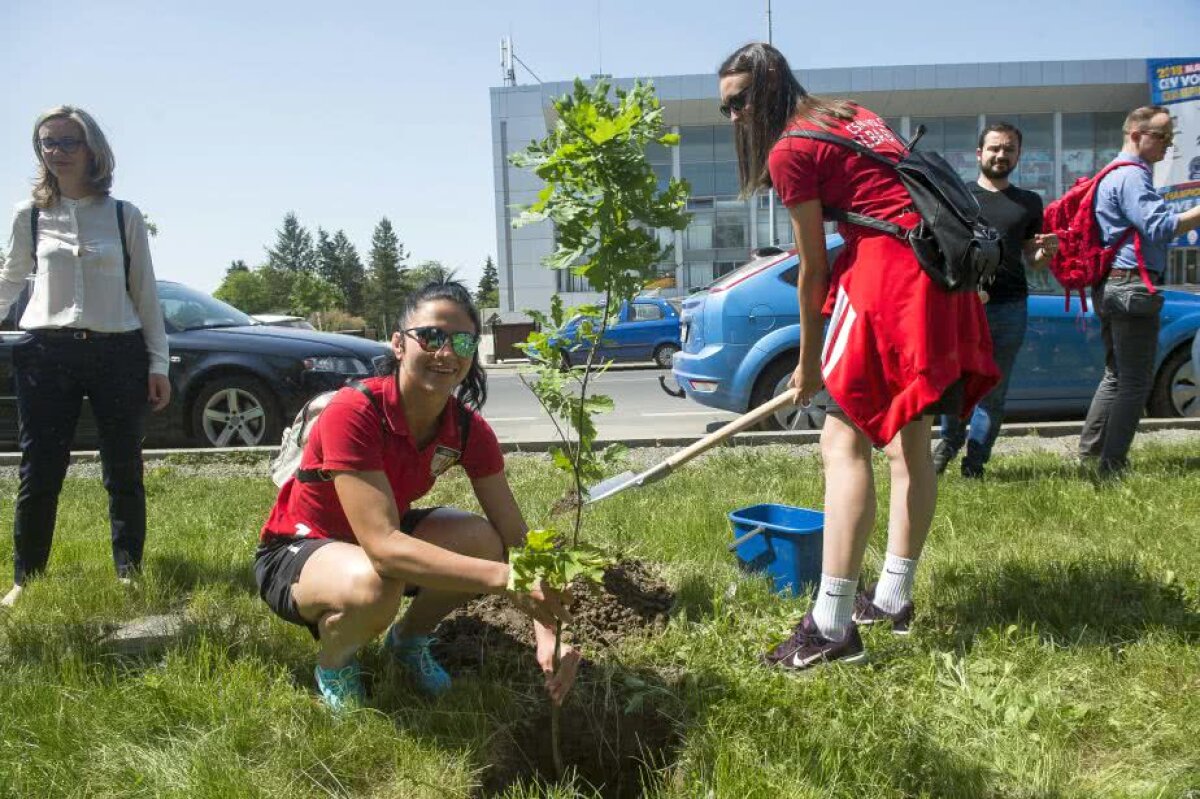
[584,388,802,504]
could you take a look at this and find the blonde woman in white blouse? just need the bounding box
[0,106,169,607]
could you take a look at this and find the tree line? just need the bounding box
[214,212,500,335]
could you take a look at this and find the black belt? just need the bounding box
[30,328,140,340]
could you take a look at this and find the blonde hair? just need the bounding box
[31,106,115,208]
[1122,105,1170,136]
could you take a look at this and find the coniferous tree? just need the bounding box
[265,212,316,273]
[315,228,339,286]
[332,230,366,317]
[227,259,250,274]
[365,217,408,333]
[476,255,500,308]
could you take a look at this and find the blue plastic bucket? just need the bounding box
[727,503,824,597]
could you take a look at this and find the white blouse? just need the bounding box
[0,195,169,375]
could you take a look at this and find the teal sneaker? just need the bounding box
[385,626,451,697]
[314,662,365,712]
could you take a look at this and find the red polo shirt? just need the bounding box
[260,375,504,544]
[768,107,912,231]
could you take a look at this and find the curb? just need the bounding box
[2,417,1197,466]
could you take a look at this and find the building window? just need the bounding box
[911,116,979,183]
[756,193,794,247]
[682,261,713,292]
[1168,248,1200,285]
[997,114,1054,199]
[557,269,593,293]
[680,126,714,164]
[1062,112,1125,189]
[686,211,714,250]
[681,162,715,197]
[714,211,748,250]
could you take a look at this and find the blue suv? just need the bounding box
[671,237,1200,430]
[556,296,682,368]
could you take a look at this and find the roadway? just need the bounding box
[481,366,739,442]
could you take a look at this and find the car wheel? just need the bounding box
[750,358,828,431]
[191,376,281,447]
[1148,346,1198,417]
[653,343,680,369]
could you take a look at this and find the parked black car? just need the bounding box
[0,281,390,449]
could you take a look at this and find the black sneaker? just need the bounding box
[960,462,984,479]
[770,613,866,672]
[852,583,914,635]
[761,619,814,666]
[932,442,956,475]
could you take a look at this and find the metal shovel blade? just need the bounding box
[583,462,672,505]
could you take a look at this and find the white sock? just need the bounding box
[875,553,918,613]
[811,574,857,640]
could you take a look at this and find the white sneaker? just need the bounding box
[1,585,23,608]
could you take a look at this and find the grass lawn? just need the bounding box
[0,440,1197,798]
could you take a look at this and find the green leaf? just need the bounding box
[525,528,558,552]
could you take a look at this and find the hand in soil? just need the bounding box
[538,640,581,706]
[505,583,574,629]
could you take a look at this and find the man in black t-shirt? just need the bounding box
[934,123,1059,478]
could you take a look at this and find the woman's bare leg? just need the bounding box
[820,413,877,578]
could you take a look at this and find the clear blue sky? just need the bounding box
[4,0,1196,294]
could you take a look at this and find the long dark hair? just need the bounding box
[718,42,858,197]
[379,279,488,411]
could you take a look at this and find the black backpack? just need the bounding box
[4,201,132,329]
[782,126,1003,292]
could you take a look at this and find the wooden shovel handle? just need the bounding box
[663,388,801,469]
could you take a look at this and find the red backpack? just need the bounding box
[1043,161,1153,311]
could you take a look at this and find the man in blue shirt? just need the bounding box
[1079,105,1200,477]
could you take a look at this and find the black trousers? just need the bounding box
[11,330,150,585]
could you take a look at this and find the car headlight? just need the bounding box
[303,356,369,375]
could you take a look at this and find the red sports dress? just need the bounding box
[768,107,999,446]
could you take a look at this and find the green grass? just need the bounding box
[0,441,1197,798]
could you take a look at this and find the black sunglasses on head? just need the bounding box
[403,326,480,358]
[719,87,750,119]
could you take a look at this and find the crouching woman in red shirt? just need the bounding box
[255,280,579,710]
[718,44,998,670]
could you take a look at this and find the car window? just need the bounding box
[631,303,664,321]
[1026,266,1065,295]
[780,246,843,287]
[158,282,256,331]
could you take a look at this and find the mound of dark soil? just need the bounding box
[433,559,674,674]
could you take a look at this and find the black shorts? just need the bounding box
[822,378,966,424]
[254,507,440,639]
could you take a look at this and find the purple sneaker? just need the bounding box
[767,613,866,672]
[852,583,914,635]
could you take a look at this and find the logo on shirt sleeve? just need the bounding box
[430,445,462,476]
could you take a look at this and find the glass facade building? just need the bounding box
[492,59,1197,313]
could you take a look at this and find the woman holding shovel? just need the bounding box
[255,280,580,710]
[717,43,998,670]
